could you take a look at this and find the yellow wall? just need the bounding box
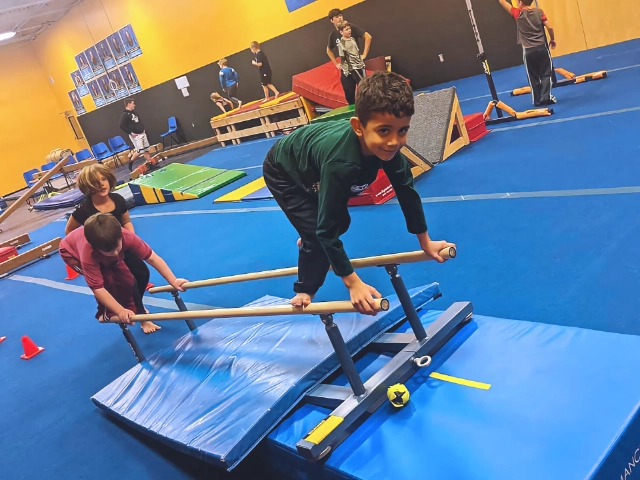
[0,44,85,196]
[538,0,640,56]
[32,0,366,115]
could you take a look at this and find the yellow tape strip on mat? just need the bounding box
[429,372,491,390]
[215,177,266,203]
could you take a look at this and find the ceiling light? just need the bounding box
[0,31,17,42]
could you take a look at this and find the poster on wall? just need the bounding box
[118,24,142,58]
[70,70,90,96]
[107,32,129,65]
[75,52,94,81]
[97,74,117,104]
[107,69,129,99]
[96,39,116,70]
[120,63,141,94]
[87,79,106,107]
[84,46,105,76]
[285,0,317,12]
[68,90,86,115]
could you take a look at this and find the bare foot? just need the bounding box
[140,320,161,334]
[275,92,280,98]
[291,293,313,308]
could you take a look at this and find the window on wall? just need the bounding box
[66,114,84,140]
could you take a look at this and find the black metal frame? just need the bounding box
[295,261,472,462]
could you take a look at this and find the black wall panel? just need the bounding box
[78,0,521,148]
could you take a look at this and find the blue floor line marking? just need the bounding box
[492,106,640,131]
[8,275,217,311]
[127,186,640,218]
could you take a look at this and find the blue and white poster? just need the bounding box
[75,52,94,81]
[71,70,89,97]
[120,63,141,94]
[119,24,141,58]
[285,0,317,12]
[87,79,106,107]
[68,90,86,115]
[96,39,116,70]
[84,46,105,76]
[107,32,129,65]
[97,74,117,104]
[107,69,129,99]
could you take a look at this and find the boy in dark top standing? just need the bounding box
[263,72,454,315]
[250,41,280,102]
[499,0,557,106]
[326,8,372,105]
[119,98,154,171]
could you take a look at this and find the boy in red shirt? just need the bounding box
[60,213,187,331]
[499,0,557,106]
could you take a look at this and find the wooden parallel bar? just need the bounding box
[105,298,389,323]
[150,248,455,294]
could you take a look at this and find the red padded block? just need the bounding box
[292,57,391,110]
[464,113,490,142]
[0,246,18,263]
[348,170,396,206]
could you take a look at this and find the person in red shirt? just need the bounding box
[60,213,187,332]
[498,0,557,106]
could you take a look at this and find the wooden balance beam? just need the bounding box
[0,238,60,276]
[105,298,389,323]
[0,233,31,249]
[0,157,71,226]
[149,248,456,294]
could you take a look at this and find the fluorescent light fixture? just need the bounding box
[0,31,17,42]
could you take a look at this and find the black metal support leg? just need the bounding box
[385,265,428,341]
[119,323,146,362]
[172,291,196,331]
[321,314,365,397]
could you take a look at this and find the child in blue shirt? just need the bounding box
[218,58,242,108]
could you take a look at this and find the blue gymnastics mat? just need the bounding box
[91,284,441,470]
[264,310,640,480]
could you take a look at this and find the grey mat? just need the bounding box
[406,87,457,166]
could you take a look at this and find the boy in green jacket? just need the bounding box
[263,72,455,315]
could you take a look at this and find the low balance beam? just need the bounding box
[149,247,456,294]
[104,298,390,324]
[0,157,71,226]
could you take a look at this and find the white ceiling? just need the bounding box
[0,0,82,46]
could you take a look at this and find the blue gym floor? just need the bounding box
[2,39,640,479]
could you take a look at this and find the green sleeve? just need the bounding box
[382,153,428,234]
[316,161,359,277]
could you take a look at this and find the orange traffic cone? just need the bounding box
[0,336,6,344]
[20,335,44,360]
[65,264,80,280]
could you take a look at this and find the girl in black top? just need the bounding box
[65,163,161,334]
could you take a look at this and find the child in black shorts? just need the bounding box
[250,41,280,102]
[64,163,161,334]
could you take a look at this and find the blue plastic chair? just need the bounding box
[161,116,180,148]
[108,136,131,154]
[65,155,78,164]
[23,169,50,205]
[41,161,72,189]
[23,169,40,188]
[75,149,94,162]
[91,142,115,163]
